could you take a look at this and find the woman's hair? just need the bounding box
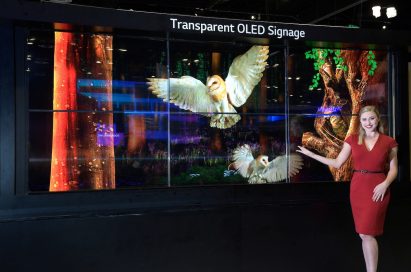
[358,105,384,144]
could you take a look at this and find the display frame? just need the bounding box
[20,29,397,192]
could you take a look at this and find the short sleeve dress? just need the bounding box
[345,134,398,236]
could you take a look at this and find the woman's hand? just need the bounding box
[296,146,313,157]
[296,142,351,170]
[373,181,389,202]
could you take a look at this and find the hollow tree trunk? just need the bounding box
[302,50,371,181]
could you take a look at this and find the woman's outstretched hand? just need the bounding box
[296,146,313,157]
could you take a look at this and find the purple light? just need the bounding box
[317,106,342,114]
[97,124,124,146]
[171,136,203,144]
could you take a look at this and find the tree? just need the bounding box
[302,49,379,181]
[50,32,115,191]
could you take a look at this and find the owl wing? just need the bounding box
[262,154,303,182]
[147,76,217,114]
[229,144,255,178]
[225,45,269,107]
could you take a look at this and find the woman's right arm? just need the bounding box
[296,142,352,169]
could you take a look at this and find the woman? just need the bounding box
[297,105,398,272]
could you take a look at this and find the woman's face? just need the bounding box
[360,111,379,133]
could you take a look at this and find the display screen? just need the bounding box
[26,30,391,192]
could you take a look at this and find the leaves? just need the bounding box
[367,51,377,76]
[305,48,377,89]
[305,48,332,90]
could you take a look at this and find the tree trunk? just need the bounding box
[50,32,115,191]
[302,50,372,181]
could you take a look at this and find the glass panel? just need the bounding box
[27,30,169,192]
[288,48,389,115]
[29,112,168,191]
[28,31,166,111]
[170,113,287,185]
[27,31,54,110]
[167,41,285,114]
[288,47,390,182]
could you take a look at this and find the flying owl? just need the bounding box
[229,144,303,184]
[147,45,269,129]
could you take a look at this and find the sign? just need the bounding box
[169,17,306,40]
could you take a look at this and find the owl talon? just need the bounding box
[210,114,241,129]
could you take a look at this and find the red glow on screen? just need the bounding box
[50,32,115,191]
[50,32,79,191]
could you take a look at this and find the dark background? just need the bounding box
[66,0,411,31]
[1,185,411,272]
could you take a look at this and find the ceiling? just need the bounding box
[63,0,410,31]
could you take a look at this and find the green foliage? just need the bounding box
[182,60,191,76]
[305,48,378,90]
[196,53,207,83]
[367,51,377,76]
[333,50,347,72]
[175,59,183,77]
[305,48,348,90]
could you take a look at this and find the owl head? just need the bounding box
[256,155,269,169]
[206,75,225,92]
[206,75,227,103]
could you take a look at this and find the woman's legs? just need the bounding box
[359,234,378,272]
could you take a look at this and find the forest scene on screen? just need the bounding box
[27,30,389,191]
[295,49,388,182]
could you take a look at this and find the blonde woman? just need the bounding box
[297,105,398,272]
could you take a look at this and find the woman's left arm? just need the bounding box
[372,146,398,202]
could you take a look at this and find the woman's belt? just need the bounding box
[353,169,384,174]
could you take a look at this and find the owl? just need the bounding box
[147,45,269,129]
[229,144,303,184]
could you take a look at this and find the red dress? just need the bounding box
[345,134,398,236]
